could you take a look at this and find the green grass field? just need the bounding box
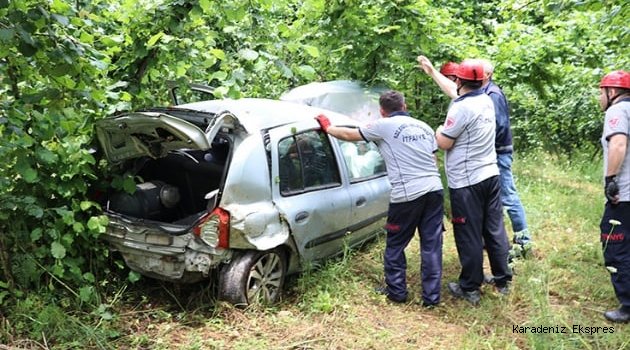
[3,152,629,349]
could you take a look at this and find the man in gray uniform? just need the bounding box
[315,91,444,307]
[598,70,630,323]
[418,55,531,255]
[435,60,512,305]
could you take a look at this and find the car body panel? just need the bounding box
[268,121,354,262]
[103,213,231,283]
[95,112,212,163]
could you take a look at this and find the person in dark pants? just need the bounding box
[434,60,512,305]
[598,70,630,323]
[418,55,531,256]
[315,91,444,307]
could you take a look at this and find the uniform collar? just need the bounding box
[453,88,485,102]
[387,111,410,118]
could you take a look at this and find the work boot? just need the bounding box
[604,306,630,323]
[484,275,495,285]
[374,286,407,303]
[494,284,510,295]
[447,282,480,305]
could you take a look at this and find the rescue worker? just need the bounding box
[440,61,459,82]
[315,91,444,307]
[598,69,630,323]
[418,56,531,255]
[435,60,512,305]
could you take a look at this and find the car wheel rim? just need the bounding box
[246,252,283,304]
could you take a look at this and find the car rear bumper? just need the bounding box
[102,217,231,283]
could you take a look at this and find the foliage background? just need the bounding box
[0,0,628,346]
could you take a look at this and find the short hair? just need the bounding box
[478,58,494,78]
[379,90,405,114]
[459,80,484,90]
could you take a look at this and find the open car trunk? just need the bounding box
[96,110,232,228]
[107,148,228,226]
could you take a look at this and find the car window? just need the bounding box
[338,140,386,181]
[168,83,215,105]
[278,130,341,195]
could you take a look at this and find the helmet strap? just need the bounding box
[604,88,616,111]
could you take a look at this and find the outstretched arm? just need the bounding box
[327,126,364,141]
[417,55,458,99]
[315,114,364,141]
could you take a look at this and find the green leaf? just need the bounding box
[80,201,93,211]
[210,48,225,60]
[22,168,38,183]
[147,32,164,48]
[51,14,69,26]
[79,286,94,303]
[30,228,43,241]
[73,222,84,232]
[83,272,96,283]
[51,0,71,12]
[51,241,67,259]
[199,0,212,13]
[0,28,15,42]
[296,65,317,80]
[18,41,37,57]
[238,48,259,61]
[123,177,136,193]
[213,86,229,98]
[211,71,228,82]
[27,206,44,218]
[128,271,141,283]
[87,215,108,233]
[303,45,320,58]
[38,148,58,164]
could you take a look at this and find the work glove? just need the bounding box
[315,114,331,132]
[605,175,620,204]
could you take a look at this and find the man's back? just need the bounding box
[361,113,442,203]
[442,90,498,189]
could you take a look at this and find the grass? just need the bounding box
[2,151,629,349]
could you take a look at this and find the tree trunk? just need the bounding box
[0,231,15,290]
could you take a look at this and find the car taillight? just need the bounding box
[193,207,230,248]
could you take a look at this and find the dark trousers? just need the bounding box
[600,202,630,308]
[384,190,444,304]
[450,176,512,291]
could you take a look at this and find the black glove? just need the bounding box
[605,175,619,203]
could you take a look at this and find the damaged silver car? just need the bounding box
[95,95,390,306]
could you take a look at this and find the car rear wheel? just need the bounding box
[218,249,286,306]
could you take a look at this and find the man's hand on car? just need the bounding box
[315,114,331,132]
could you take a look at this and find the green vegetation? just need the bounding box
[3,152,626,349]
[0,0,628,348]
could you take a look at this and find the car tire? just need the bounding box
[218,248,286,307]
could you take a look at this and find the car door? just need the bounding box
[336,139,390,247]
[269,124,352,263]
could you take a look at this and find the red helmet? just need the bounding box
[600,70,630,89]
[439,62,459,76]
[456,59,485,81]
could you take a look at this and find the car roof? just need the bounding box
[177,98,361,131]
